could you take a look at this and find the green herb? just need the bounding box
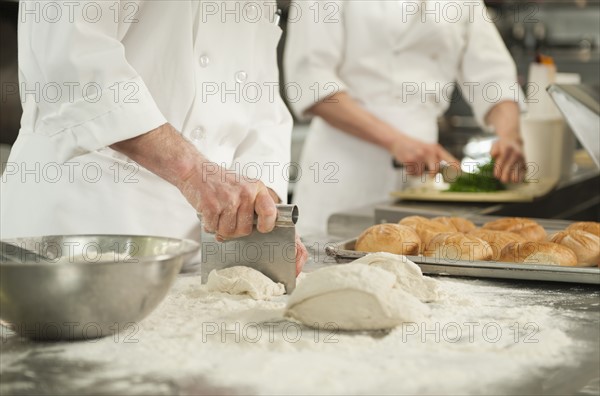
[447,161,506,193]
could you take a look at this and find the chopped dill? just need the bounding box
[447,161,506,193]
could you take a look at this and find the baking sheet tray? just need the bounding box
[325,239,599,285]
[391,178,558,203]
[324,216,600,285]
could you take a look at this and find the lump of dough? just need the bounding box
[352,252,439,302]
[206,266,285,300]
[285,264,430,331]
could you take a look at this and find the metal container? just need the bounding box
[0,235,199,341]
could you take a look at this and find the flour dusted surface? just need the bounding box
[1,272,586,396]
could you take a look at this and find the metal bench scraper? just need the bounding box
[199,205,298,293]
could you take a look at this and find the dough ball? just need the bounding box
[566,221,600,237]
[355,224,421,255]
[482,217,547,241]
[352,252,439,302]
[206,266,285,300]
[548,230,600,267]
[285,263,430,331]
[424,233,492,261]
[432,217,476,233]
[399,216,456,253]
[498,242,578,267]
[468,229,526,261]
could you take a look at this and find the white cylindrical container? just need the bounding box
[521,116,565,182]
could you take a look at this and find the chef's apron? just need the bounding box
[293,104,439,235]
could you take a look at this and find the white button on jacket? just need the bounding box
[1,0,292,240]
[285,0,523,235]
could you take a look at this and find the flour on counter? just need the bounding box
[206,266,285,300]
[285,262,430,330]
[1,274,588,395]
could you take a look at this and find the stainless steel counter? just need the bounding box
[1,233,599,396]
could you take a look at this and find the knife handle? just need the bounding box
[392,159,403,169]
[392,159,451,172]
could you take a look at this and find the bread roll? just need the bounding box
[498,241,578,267]
[482,217,547,241]
[398,215,426,224]
[468,229,526,260]
[355,224,421,255]
[424,232,492,261]
[399,216,456,252]
[548,230,600,267]
[399,215,456,230]
[566,221,600,237]
[432,217,476,233]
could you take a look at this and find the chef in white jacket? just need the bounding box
[1,1,307,270]
[285,0,526,235]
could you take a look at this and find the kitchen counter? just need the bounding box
[1,235,599,396]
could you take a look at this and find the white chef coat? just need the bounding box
[285,0,522,235]
[0,0,292,240]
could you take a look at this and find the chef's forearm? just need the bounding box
[110,123,201,189]
[111,125,282,202]
[485,101,522,142]
[308,92,398,149]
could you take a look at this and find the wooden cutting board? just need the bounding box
[391,178,558,203]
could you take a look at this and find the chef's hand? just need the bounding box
[110,124,279,240]
[178,161,277,241]
[295,233,308,276]
[490,137,526,184]
[390,134,459,176]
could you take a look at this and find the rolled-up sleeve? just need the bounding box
[456,1,525,127]
[284,0,347,121]
[18,0,166,162]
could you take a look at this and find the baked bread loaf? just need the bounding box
[355,224,421,255]
[548,230,600,267]
[399,216,456,252]
[498,241,578,267]
[566,221,600,237]
[468,229,526,261]
[432,217,476,233]
[424,232,492,261]
[482,217,547,241]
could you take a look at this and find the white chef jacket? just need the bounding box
[285,0,522,235]
[0,0,292,240]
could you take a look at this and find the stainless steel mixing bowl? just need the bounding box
[0,235,199,341]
